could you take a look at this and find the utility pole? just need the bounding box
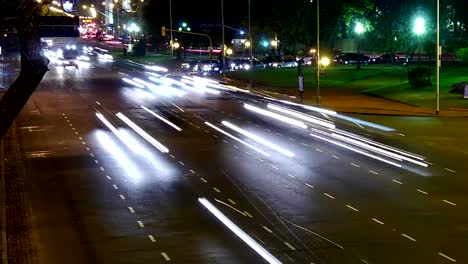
[436,0,440,114]
[169,0,174,56]
[315,0,320,105]
[222,0,225,78]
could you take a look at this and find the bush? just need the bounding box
[456,47,468,63]
[450,82,468,94]
[408,67,431,88]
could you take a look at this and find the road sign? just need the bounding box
[464,85,468,99]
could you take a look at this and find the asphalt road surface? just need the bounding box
[10,49,468,264]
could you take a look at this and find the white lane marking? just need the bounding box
[305,183,314,189]
[256,157,264,162]
[392,179,403,185]
[96,101,101,105]
[287,174,296,179]
[244,211,253,218]
[369,170,379,175]
[72,127,76,131]
[401,233,417,242]
[148,235,156,242]
[271,165,279,170]
[289,138,296,142]
[112,184,119,190]
[213,135,218,138]
[266,129,271,132]
[332,155,340,159]
[214,199,246,216]
[170,154,175,159]
[161,252,171,261]
[443,200,456,206]
[444,168,456,173]
[85,147,90,151]
[301,143,309,147]
[323,193,335,199]
[200,177,208,183]
[94,160,99,164]
[276,132,282,136]
[228,199,236,205]
[233,145,239,149]
[346,205,359,212]
[78,137,83,140]
[81,142,86,145]
[438,252,457,262]
[106,175,112,180]
[171,102,184,112]
[189,169,196,174]
[90,153,94,157]
[137,221,145,228]
[213,187,221,193]
[100,167,105,171]
[416,189,428,195]
[284,242,296,251]
[315,148,323,152]
[350,163,360,168]
[262,226,273,233]
[128,207,135,214]
[204,130,210,133]
[119,195,126,200]
[75,132,79,135]
[178,161,185,166]
[372,218,385,225]
[223,140,229,144]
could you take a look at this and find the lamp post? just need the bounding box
[354,22,364,70]
[413,17,425,64]
[314,0,320,105]
[436,0,440,114]
[221,0,225,78]
[169,0,174,56]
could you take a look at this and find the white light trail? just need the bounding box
[267,104,335,129]
[205,122,270,157]
[222,121,294,157]
[122,78,145,88]
[279,100,337,115]
[331,133,428,167]
[310,133,401,167]
[244,104,307,129]
[146,77,186,97]
[198,198,282,264]
[179,77,220,94]
[141,106,182,131]
[116,112,169,153]
[331,113,395,132]
[144,65,168,72]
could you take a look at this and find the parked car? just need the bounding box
[371,53,400,64]
[270,58,298,68]
[334,53,370,65]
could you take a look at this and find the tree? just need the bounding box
[0,0,50,140]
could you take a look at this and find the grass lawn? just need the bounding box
[227,64,468,109]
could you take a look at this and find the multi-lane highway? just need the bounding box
[11,48,468,263]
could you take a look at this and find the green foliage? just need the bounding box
[408,67,432,88]
[450,82,468,94]
[456,47,468,63]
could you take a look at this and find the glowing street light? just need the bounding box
[226,48,233,56]
[270,40,278,47]
[320,57,330,67]
[173,42,180,49]
[244,41,251,48]
[414,17,425,36]
[354,21,365,70]
[261,40,269,48]
[82,4,87,9]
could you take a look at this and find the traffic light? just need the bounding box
[161,26,166,37]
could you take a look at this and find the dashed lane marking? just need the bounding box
[100,167,105,171]
[81,142,86,145]
[350,163,360,168]
[233,145,239,149]
[94,160,99,164]
[228,199,236,205]
[271,165,279,170]
[148,235,156,242]
[305,183,314,189]
[137,221,145,228]
[75,132,79,135]
[444,168,456,173]
[284,242,296,251]
[112,184,118,190]
[443,200,456,206]
[369,170,379,175]
[332,155,340,159]
[128,207,135,214]
[438,252,457,262]
[178,161,185,166]
[213,187,221,193]
[323,193,335,199]
[346,205,359,212]
[189,169,196,174]
[262,226,273,233]
[169,154,175,159]
[301,143,309,147]
[78,137,83,140]
[244,211,253,218]
[161,252,171,261]
[392,179,403,185]
[401,233,417,242]
[287,174,296,179]
[86,147,90,151]
[106,175,112,180]
[372,218,385,225]
[416,189,428,195]
[222,140,229,144]
[315,148,323,152]
[289,138,296,142]
[200,178,208,183]
[119,195,126,200]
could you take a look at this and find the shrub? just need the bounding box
[450,82,468,94]
[408,67,431,88]
[456,47,468,63]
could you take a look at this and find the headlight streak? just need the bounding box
[141,106,182,132]
[144,65,169,72]
[267,104,335,129]
[222,121,294,157]
[116,112,169,153]
[179,77,220,94]
[204,122,270,157]
[330,113,395,132]
[122,78,145,88]
[146,77,186,97]
[278,100,337,115]
[310,132,402,168]
[331,129,426,162]
[244,104,307,130]
[198,198,282,264]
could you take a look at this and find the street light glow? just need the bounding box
[321,57,330,67]
[414,17,425,35]
[355,22,365,34]
[226,48,233,55]
[244,41,251,48]
[182,22,187,28]
[261,40,269,48]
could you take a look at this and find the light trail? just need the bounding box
[244,104,307,129]
[141,106,182,131]
[122,78,145,88]
[267,104,335,129]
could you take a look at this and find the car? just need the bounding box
[370,53,400,64]
[181,60,199,72]
[196,59,221,73]
[270,58,298,68]
[334,53,370,65]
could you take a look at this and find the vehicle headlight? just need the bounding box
[244,64,251,70]
[230,63,236,68]
[71,45,76,50]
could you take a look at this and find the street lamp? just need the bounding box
[244,41,251,48]
[354,21,365,70]
[226,48,233,56]
[413,17,425,64]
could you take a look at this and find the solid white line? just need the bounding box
[372,218,384,225]
[346,205,359,212]
[137,221,144,228]
[148,235,156,242]
[323,193,335,199]
[228,199,236,205]
[161,252,171,261]
[305,183,314,189]
[438,252,457,262]
[401,233,417,242]
[128,207,135,214]
[262,226,273,233]
[443,200,456,206]
[213,187,221,193]
[392,179,403,185]
[350,163,360,168]
[369,170,379,175]
[142,106,182,131]
[119,195,126,200]
[287,174,296,179]
[200,178,208,183]
[284,242,296,251]
[444,168,456,173]
[112,184,118,190]
[416,189,428,195]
